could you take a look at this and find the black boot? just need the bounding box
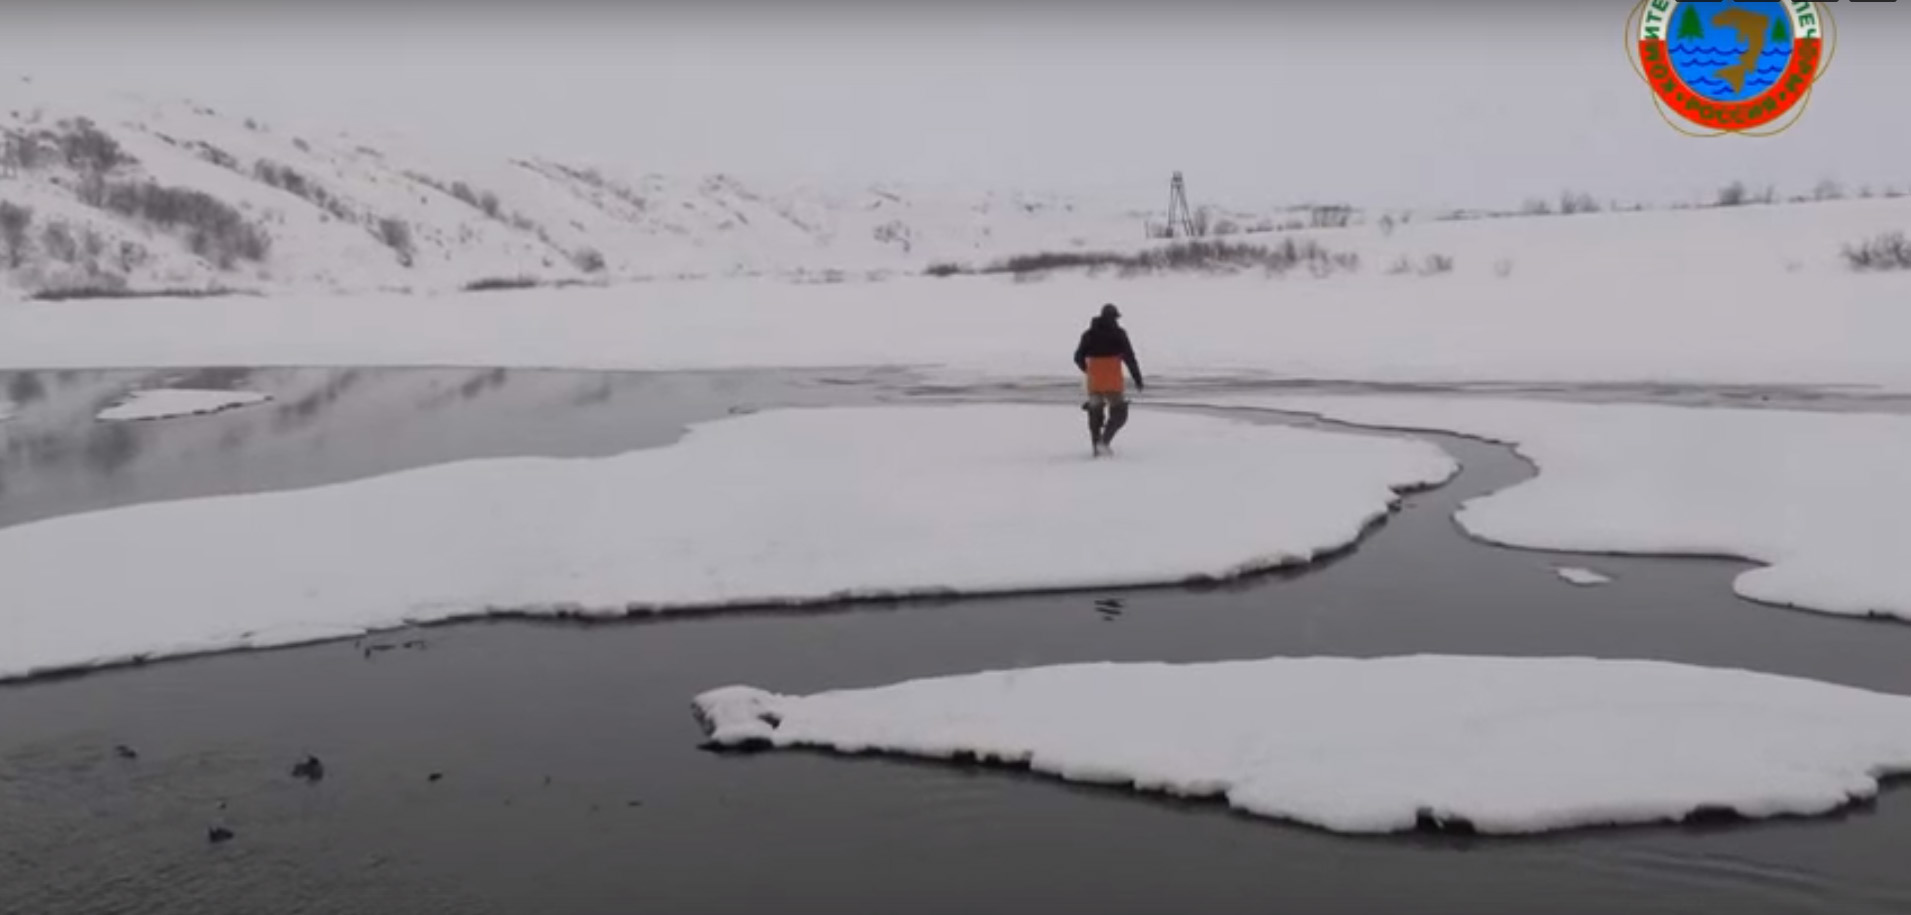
[1087,403,1107,456]
[1101,401,1129,453]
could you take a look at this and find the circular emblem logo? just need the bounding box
[1630,0,1833,135]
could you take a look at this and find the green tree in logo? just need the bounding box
[1771,15,1789,42]
[1676,4,1707,41]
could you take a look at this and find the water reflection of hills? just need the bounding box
[0,367,874,531]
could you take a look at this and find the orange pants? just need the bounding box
[1083,356,1126,394]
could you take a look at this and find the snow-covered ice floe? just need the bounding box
[95,388,272,422]
[0,404,1453,680]
[1199,396,1911,622]
[1555,567,1613,587]
[694,655,1911,836]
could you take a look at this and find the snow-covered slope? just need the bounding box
[0,79,1324,297]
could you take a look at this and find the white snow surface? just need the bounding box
[0,404,1453,680]
[694,655,1911,835]
[1215,396,1911,620]
[1555,567,1614,587]
[5,267,1911,392]
[4,83,1911,396]
[94,388,271,422]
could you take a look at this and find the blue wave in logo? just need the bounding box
[1666,44,1794,57]
[1675,57,1742,67]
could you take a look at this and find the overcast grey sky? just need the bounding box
[2,3,1906,210]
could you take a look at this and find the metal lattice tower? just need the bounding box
[1165,171,1196,239]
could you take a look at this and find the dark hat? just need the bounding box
[1099,303,1121,319]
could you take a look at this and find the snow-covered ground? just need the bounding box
[1555,566,1613,587]
[94,387,270,422]
[695,654,1911,835]
[4,84,1911,399]
[1205,396,1911,621]
[0,404,1452,679]
[4,262,1911,392]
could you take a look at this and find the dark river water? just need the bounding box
[4,367,1911,915]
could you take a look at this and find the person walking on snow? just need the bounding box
[1074,303,1144,457]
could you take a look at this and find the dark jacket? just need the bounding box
[1073,316,1143,388]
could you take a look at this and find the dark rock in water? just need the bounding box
[1682,804,1746,826]
[701,736,775,754]
[427,772,444,783]
[1413,808,1478,836]
[542,775,553,787]
[626,800,644,808]
[113,744,139,760]
[207,826,236,844]
[291,755,326,783]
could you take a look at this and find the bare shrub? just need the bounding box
[1494,258,1515,278]
[873,220,913,253]
[0,201,33,268]
[990,250,1127,274]
[924,261,968,278]
[572,247,606,273]
[1558,191,1601,215]
[29,285,246,302]
[1813,179,1845,202]
[1310,205,1353,229]
[1521,198,1553,217]
[88,182,270,268]
[254,160,314,199]
[1418,253,1455,276]
[448,181,481,209]
[1841,232,1911,272]
[983,239,1357,279]
[1,131,42,173]
[40,221,78,263]
[376,218,415,266]
[254,160,354,220]
[1387,256,1413,276]
[1716,181,1749,207]
[1378,214,1396,236]
[56,119,130,175]
[194,142,239,171]
[464,276,543,292]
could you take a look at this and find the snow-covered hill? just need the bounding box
[0,79,1329,298]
